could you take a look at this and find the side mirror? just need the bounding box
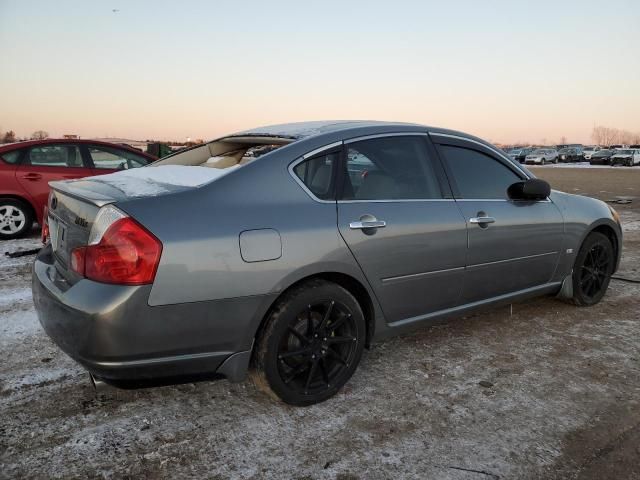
[507,178,550,201]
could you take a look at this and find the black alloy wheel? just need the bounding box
[572,232,614,306]
[253,279,366,406]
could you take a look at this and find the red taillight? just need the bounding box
[41,207,49,244]
[71,218,162,285]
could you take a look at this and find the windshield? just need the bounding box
[594,150,611,155]
[508,149,521,154]
[531,149,546,155]
[616,149,634,154]
[558,148,572,154]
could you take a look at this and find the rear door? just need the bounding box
[432,134,564,303]
[336,134,468,324]
[83,144,151,175]
[15,144,92,218]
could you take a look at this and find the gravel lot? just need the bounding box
[1,168,639,480]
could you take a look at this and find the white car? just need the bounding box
[582,146,601,160]
[610,149,640,166]
[524,149,558,165]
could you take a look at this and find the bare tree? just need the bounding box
[31,130,49,140]
[1,130,16,143]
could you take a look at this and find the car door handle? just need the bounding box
[21,173,42,181]
[469,216,495,225]
[349,220,386,229]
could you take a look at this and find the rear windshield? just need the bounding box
[152,136,293,170]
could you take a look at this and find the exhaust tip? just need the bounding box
[89,373,109,395]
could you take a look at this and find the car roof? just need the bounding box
[0,138,155,159]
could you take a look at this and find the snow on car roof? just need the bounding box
[230,120,418,139]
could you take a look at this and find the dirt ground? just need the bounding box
[1,166,639,480]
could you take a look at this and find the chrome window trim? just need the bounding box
[429,132,533,179]
[344,132,428,144]
[338,198,455,204]
[301,141,343,159]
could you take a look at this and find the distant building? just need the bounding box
[63,134,79,139]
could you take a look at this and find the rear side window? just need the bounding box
[27,145,84,167]
[293,151,339,201]
[88,145,149,169]
[0,150,22,164]
[439,145,522,199]
[340,136,442,200]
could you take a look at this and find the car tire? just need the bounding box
[541,158,546,165]
[0,199,33,240]
[571,232,614,307]
[252,279,366,406]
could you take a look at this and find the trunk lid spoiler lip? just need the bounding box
[49,180,115,208]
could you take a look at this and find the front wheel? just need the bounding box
[541,158,546,165]
[252,279,366,406]
[571,232,614,306]
[0,199,33,240]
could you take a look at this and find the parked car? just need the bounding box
[33,121,622,406]
[524,148,558,164]
[582,146,601,160]
[557,148,582,163]
[507,147,534,163]
[0,139,155,239]
[610,149,640,167]
[589,149,616,165]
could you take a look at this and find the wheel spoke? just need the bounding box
[304,359,319,391]
[327,336,356,345]
[320,358,330,386]
[279,347,312,360]
[327,347,347,365]
[306,305,314,336]
[318,301,334,331]
[327,313,350,333]
[288,327,309,345]
[283,362,309,384]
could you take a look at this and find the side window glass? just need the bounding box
[341,136,442,200]
[89,146,148,169]
[439,145,522,199]
[0,150,23,164]
[28,145,84,167]
[293,151,339,201]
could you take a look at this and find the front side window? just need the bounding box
[439,145,522,199]
[27,145,84,167]
[293,151,339,201]
[88,145,149,169]
[340,136,442,200]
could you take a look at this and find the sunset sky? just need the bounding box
[1,0,639,144]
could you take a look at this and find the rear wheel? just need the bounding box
[252,279,366,406]
[571,232,614,306]
[0,199,33,240]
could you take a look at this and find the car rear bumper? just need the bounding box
[32,245,274,383]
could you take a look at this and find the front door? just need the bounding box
[336,134,468,324]
[433,136,565,303]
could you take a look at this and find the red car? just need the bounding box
[0,139,156,239]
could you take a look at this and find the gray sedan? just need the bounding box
[33,121,622,405]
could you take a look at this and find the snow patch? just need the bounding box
[0,308,41,347]
[87,165,239,197]
[0,287,32,308]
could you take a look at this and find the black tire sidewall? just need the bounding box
[572,232,614,306]
[0,199,33,240]
[259,281,366,406]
